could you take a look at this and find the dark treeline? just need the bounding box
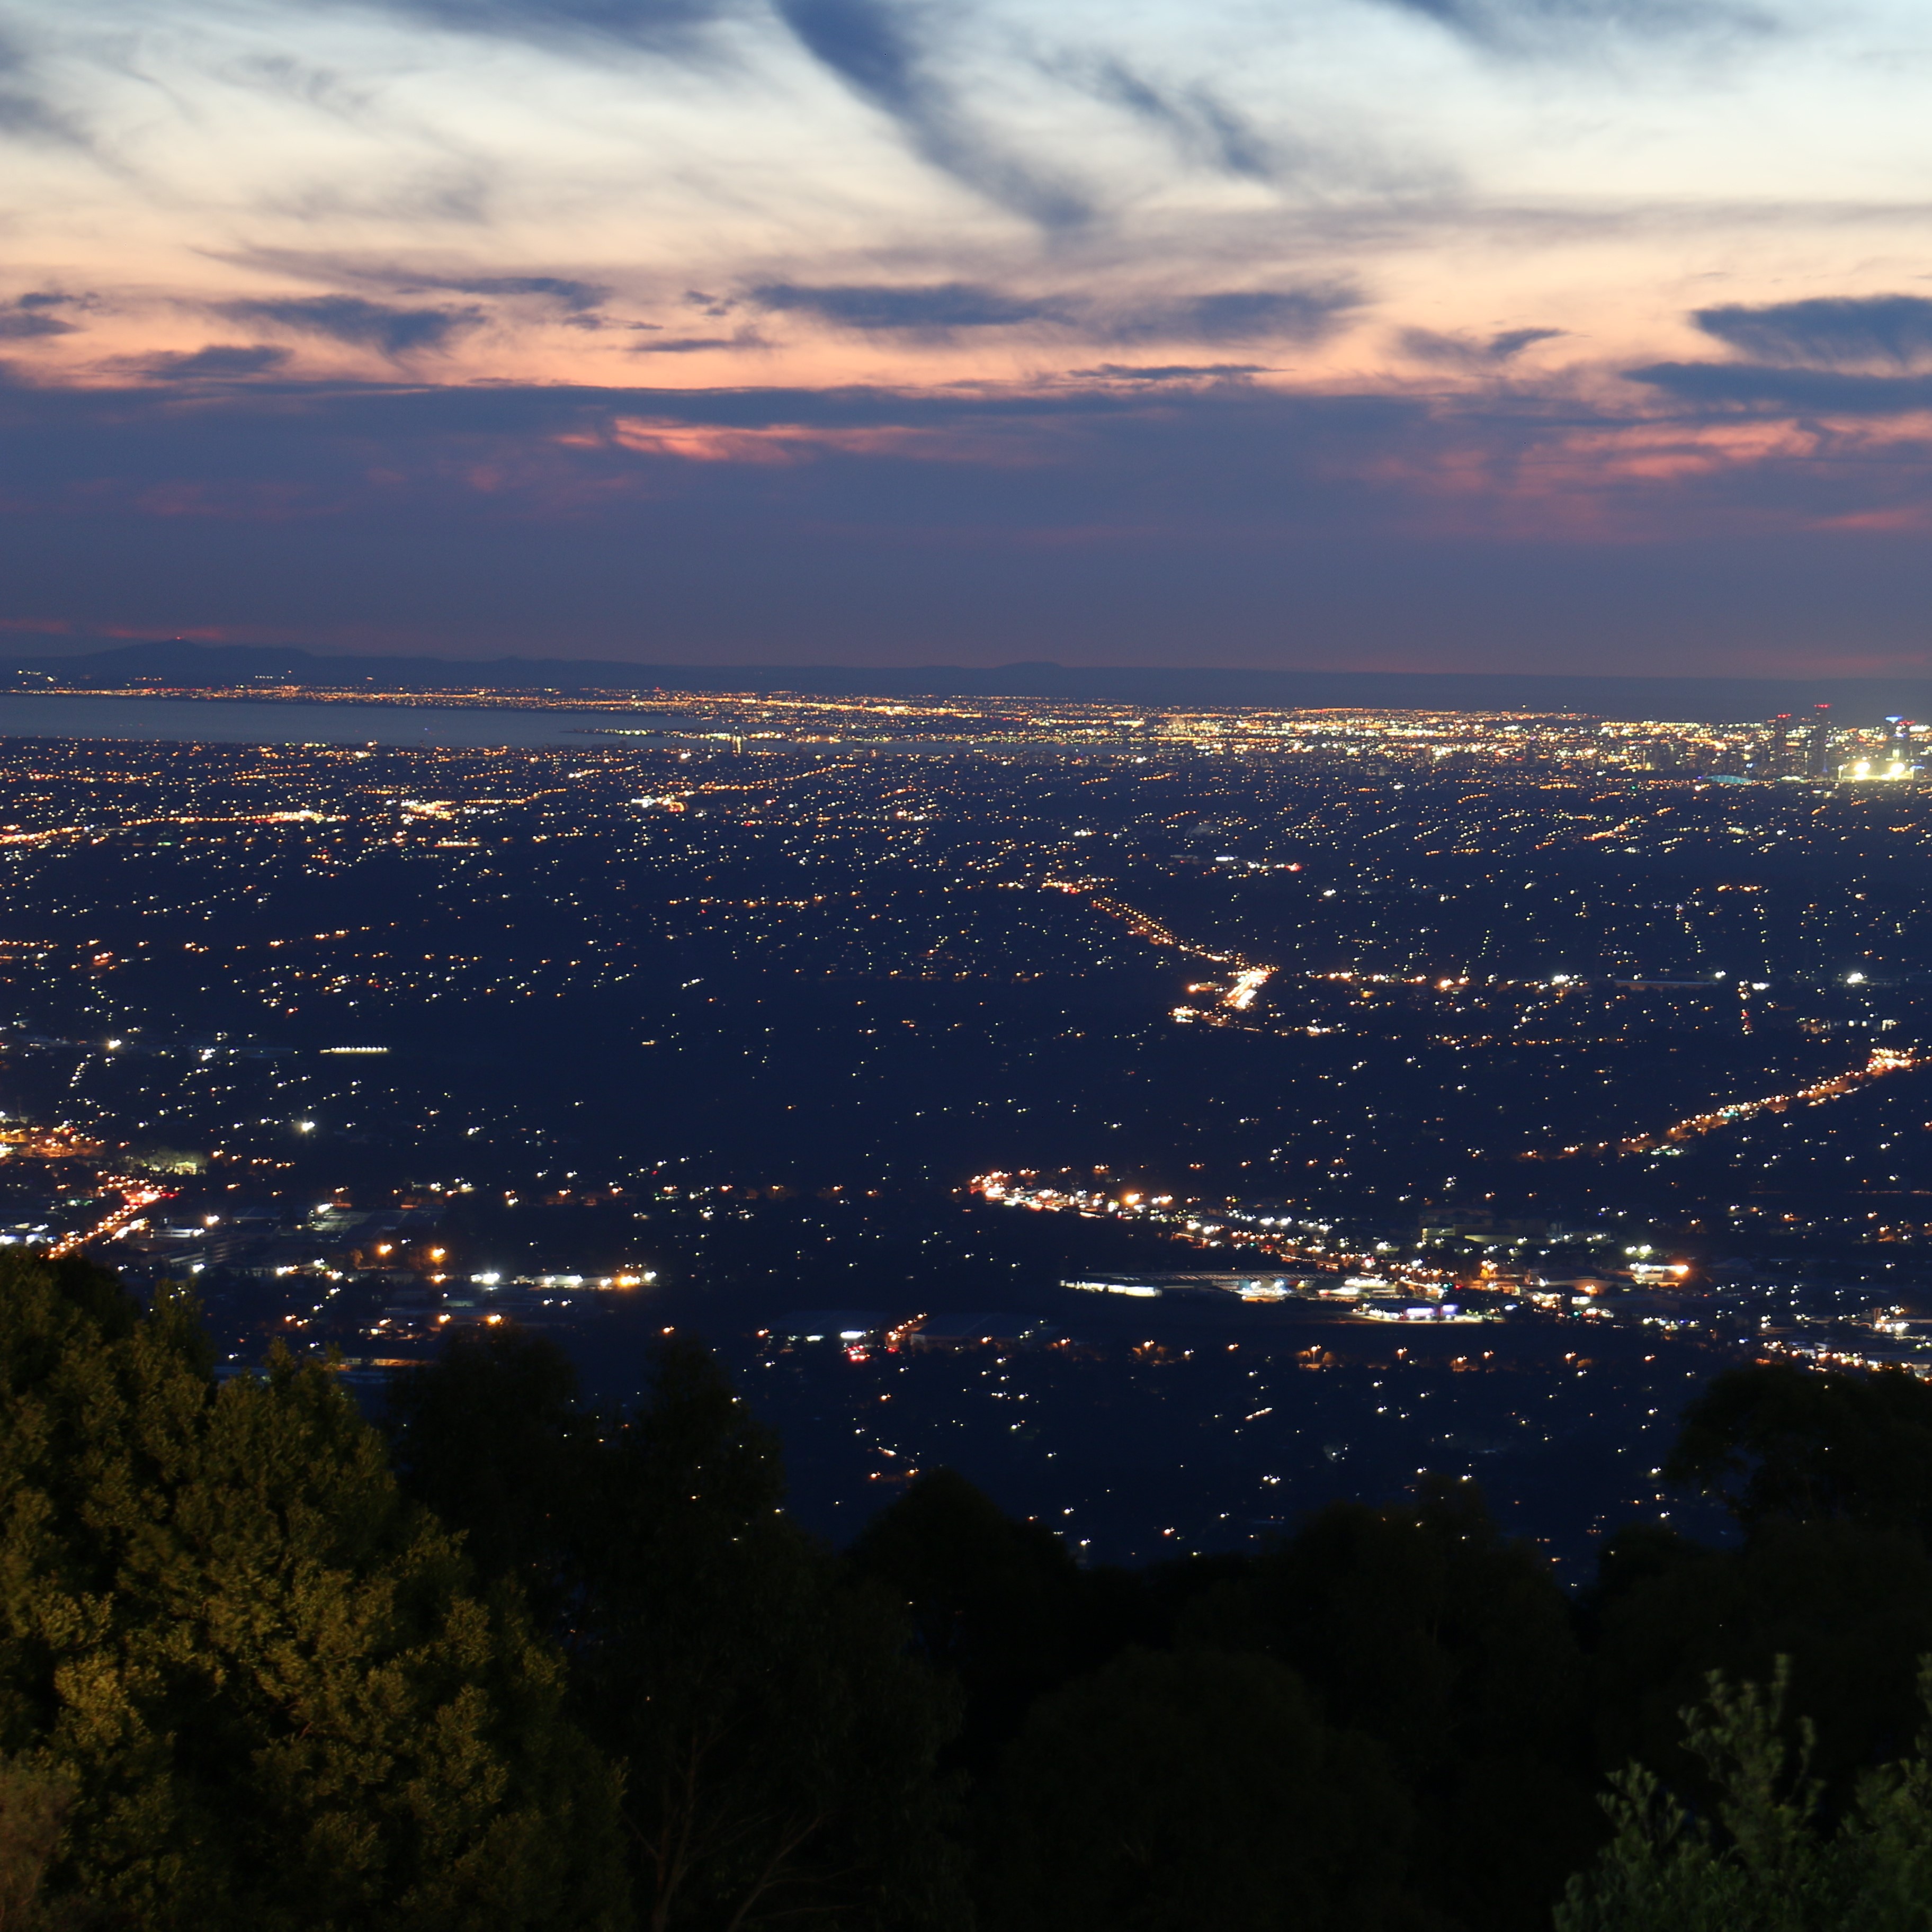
[11,1250,1932,1929]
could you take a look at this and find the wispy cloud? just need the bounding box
[1693,295,1932,369]
[0,292,83,341]
[211,295,484,356]
[1628,360,1932,413]
[0,31,82,145]
[1399,324,1562,366]
[205,252,611,324]
[405,273,607,311]
[1108,288,1360,344]
[1069,363,1273,383]
[344,0,734,50]
[627,333,761,353]
[773,0,1090,226]
[750,281,1061,333]
[746,280,1361,344]
[140,344,293,381]
[1061,56,1280,181]
[1376,0,1773,57]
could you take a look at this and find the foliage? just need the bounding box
[388,1331,967,1932]
[859,1467,1593,1930]
[38,1267,1932,1932]
[1667,1363,1932,1537]
[846,1466,1105,1770]
[1238,1477,1597,1929]
[383,1325,597,1625]
[0,1755,77,1930]
[1558,1656,1932,1932]
[1591,1518,1932,1806]
[0,1249,624,1932]
[984,1644,1417,1932]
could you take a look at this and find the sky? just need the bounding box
[7,0,1932,672]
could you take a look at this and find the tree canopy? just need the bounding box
[17,1257,1932,1932]
[385,1326,966,1932]
[0,1249,624,1932]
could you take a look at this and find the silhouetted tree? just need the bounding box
[384,1323,597,1626]
[391,1331,967,1932]
[1245,1477,1597,1930]
[985,1644,1419,1932]
[0,1754,79,1929]
[845,1467,1109,1767]
[1586,1365,1932,1811]
[1593,1519,1932,1809]
[1667,1363,1932,1539]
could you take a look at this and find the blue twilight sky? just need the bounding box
[7,0,1932,671]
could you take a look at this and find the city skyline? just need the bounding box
[3,713,1929,1567]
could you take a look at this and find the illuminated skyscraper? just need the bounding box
[1805,704,1832,778]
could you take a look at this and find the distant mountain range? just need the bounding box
[5,640,1930,723]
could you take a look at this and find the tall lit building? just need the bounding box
[1805,704,1832,779]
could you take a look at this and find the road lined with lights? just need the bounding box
[1042,882,1277,1026]
[0,811,337,849]
[46,1181,172,1260]
[1534,1046,1925,1162]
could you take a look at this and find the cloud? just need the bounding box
[207,252,609,317]
[396,273,609,311]
[0,310,77,341]
[750,281,1061,334]
[1069,58,1278,181]
[772,0,1090,226]
[0,32,79,145]
[1070,364,1273,383]
[0,291,97,340]
[1692,296,1932,370]
[1376,0,1769,56]
[394,272,610,329]
[141,345,293,381]
[1625,296,1932,414]
[1399,324,1562,366]
[747,281,1358,345]
[1107,288,1361,344]
[13,365,1932,680]
[628,334,756,353]
[346,0,730,49]
[1627,360,1932,414]
[11,370,1932,672]
[1490,327,1563,358]
[211,296,483,356]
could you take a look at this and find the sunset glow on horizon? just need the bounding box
[9,0,1932,672]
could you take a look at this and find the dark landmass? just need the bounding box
[8,638,1932,722]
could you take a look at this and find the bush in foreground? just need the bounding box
[0,1251,624,1931]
